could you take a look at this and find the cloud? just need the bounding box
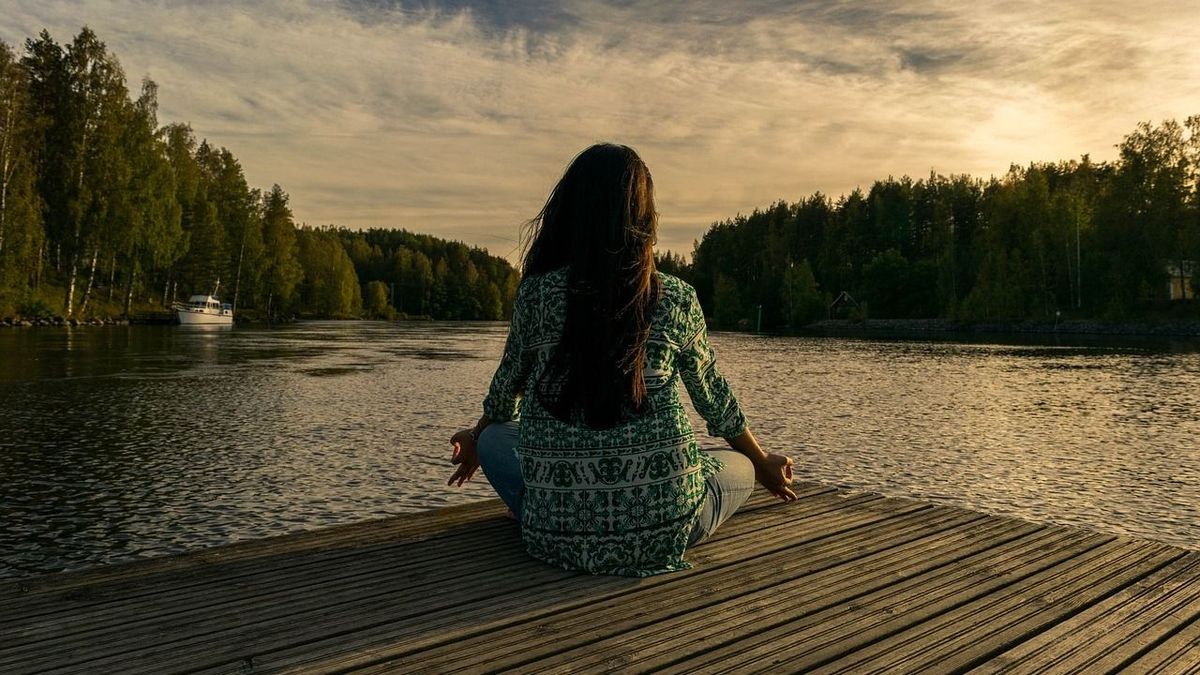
[3,0,1199,259]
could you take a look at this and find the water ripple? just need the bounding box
[1,323,1198,578]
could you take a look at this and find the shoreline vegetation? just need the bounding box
[2,28,1198,336]
[662,114,1200,335]
[0,28,520,327]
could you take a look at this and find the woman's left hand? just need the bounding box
[752,452,797,502]
[447,428,480,487]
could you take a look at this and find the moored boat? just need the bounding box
[174,284,234,325]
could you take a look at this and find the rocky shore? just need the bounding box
[0,310,296,327]
[1,315,132,327]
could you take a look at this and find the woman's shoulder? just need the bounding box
[655,271,699,307]
[515,268,568,303]
[520,267,568,289]
[653,272,702,338]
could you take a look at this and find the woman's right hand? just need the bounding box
[753,452,797,502]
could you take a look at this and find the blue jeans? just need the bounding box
[476,421,756,547]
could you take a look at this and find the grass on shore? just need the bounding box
[0,284,166,321]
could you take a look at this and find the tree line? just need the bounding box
[670,117,1200,328]
[0,27,517,322]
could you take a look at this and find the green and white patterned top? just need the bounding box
[483,268,748,576]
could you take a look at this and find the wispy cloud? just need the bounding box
[3,0,1199,258]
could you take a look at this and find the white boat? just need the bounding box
[175,291,234,325]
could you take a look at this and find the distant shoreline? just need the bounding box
[0,312,439,327]
[799,318,1200,338]
[7,314,1200,339]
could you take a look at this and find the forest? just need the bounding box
[670,116,1200,329]
[4,28,1198,330]
[0,28,518,322]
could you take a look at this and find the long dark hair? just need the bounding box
[523,143,662,429]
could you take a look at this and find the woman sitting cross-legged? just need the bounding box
[448,143,796,577]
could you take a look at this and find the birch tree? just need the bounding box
[0,41,42,291]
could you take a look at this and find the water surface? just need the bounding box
[1,322,1197,577]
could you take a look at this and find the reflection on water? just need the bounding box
[1,323,1198,577]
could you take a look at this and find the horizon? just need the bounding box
[3,0,1200,261]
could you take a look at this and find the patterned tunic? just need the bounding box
[482,268,748,576]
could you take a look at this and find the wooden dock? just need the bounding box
[2,484,1198,673]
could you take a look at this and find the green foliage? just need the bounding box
[713,273,744,328]
[260,185,303,317]
[0,27,519,322]
[862,249,909,318]
[782,260,823,326]
[17,290,55,318]
[860,249,939,319]
[655,251,691,284]
[335,227,516,320]
[296,227,361,318]
[8,25,1196,327]
[0,42,43,290]
[363,280,394,319]
[679,119,1200,329]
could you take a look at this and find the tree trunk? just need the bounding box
[232,238,245,313]
[107,253,116,301]
[0,157,8,257]
[0,87,13,257]
[124,266,136,317]
[1076,214,1083,309]
[1064,240,1074,312]
[1038,248,1049,316]
[64,257,78,316]
[33,239,43,288]
[162,276,170,307]
[79,248,99,315]
[66,122,90,317]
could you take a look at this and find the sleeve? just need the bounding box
[481,279,531,422]
[677,287,749,438]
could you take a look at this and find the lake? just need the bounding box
[2,322,1198,578]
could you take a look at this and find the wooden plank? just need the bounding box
[3,482,1197,675]
[2,521,521,640]
[343,506,994,674]
[15,490,875,674]
[804,540,1183,674]
[220,498,935,674]
[6,487,828,652]
[971,551,1200,673]
[1,539,538,672]
[500,517,1043,675]
[1123,588,1200,672]
[210,496,925,674]
[0,531,530,661]
[1125,610,1200,675]
[0,500,511,627]
[664,527,1110,674]
[4,484,831,636]
[0,499,506,601]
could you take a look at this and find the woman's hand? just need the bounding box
[753,452,797,502]
[447,428,480,487]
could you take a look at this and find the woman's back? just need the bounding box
[482,267,748,576]
[452,142,794,578]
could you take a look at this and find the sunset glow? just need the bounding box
[4,0,1199,257]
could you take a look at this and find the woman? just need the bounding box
[448,143,795,577]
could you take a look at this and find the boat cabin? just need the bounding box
[186,295,224,311]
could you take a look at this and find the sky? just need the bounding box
[3,0,1200,260]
